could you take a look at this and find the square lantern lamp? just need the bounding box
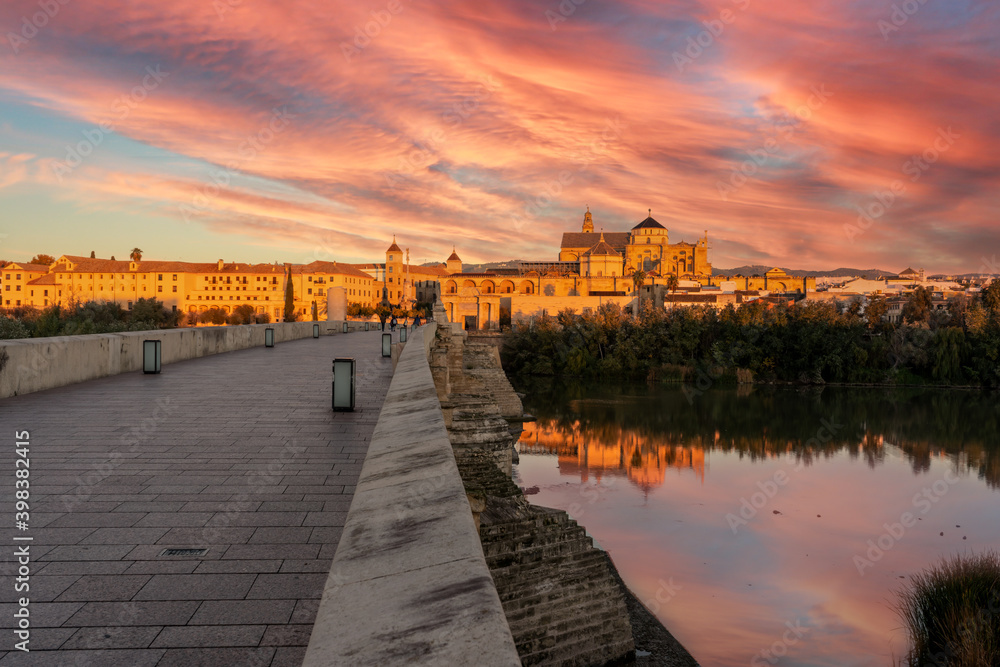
[142,339,161,374]
[400,325,407,343]
[342,321,349,334]
[313,323,320,338]
[365,322,370,331]
[332,358,356,411]
[382,332,392,357]
[265,327,275,347]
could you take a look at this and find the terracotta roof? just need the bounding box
[8,263,51,272]
[584,233,621,257]
[632,216,665,230]
[26,274,60,285]
[898,267,918,276]
[386,237,402,253]
[561,232,630,251]
[297,261,372,279]
[447,251,461,261]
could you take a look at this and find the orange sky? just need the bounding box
[1,0,997,271]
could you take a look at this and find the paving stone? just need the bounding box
[61,626,163,649]
[189,599,296,625]
[150,625,266,648]
[0,649,165,666]
[279,560,332,573]
[0,335,390,659]
[65,601,201,626]
[246,573,327,600]
[271,646,309,666]
[55,575,151,602]
[221,544,320,560]
[80,527,170,545]
[193,559,282,574]
[11,626,76,650]
[40,545,134,561]
[248,527,313,544]
[0,602,83,629]
[134,574,256,601]
[35,561,131,576]
[152,647,274,667]
[260,624,314,646]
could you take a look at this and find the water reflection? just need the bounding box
[517,379,1000,488]
[513,380,1000,667]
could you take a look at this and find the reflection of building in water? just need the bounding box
[519,421,705,492]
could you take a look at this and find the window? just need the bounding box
[16,274,21,280]
[307,288,312,295]
[158,274,163,280]
[44,290,48,297]
[127,301,133,309]
[172,286,177,292]
[16,285,21,291]
[158,286,163,292]
[173,274,178,281]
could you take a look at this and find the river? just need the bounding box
[511,379,1000,667]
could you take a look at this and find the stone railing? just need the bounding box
[0,321,362,399]
[303,323,520,666]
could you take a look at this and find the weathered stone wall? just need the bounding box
[429,304,636,666]
[0,321,365,399]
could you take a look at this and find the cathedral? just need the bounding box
[558,208,712,279]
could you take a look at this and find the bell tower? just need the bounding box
[582,206,594,233]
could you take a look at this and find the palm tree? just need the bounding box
[130,248,143,262]
[666,274,679,295]
[630,268,646,316]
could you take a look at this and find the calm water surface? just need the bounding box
[512,380,1000,667]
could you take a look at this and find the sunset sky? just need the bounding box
[1,0,997,272]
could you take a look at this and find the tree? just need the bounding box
[199,308,228,325]
[666,274,680,294]
[630,268,646,316]
[982,279,1000,319]
[311,300,318,322]
[283,266,296,322]
[346,302,375,319]
[902,286,933,326]
[90,251,96,258]
[375,302,393,328]
[865,294,889,329]
[227,304,255,325]
[30,254,55,265]
[130,248,143,262]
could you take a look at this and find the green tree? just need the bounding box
[375,303,393,328]
[865,294,889,329]
[631,268,646,316]
[29,254,55,265]
[666,274,680,294]
[283,266,296,322]
[227,304,256,325]
[311,300,318,322]
[982,279,1000,319]
[902,286,933,326]
[931,327,965,383]
[130,248,143,262]
[199,308,228,325]
[347,302,375,318]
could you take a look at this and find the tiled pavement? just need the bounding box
[0,330,393,666]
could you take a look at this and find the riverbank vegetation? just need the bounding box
[897,551,1000,666]
[501,283,1000,387]
[0,299,183,339]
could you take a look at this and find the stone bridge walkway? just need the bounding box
[0,330,393,666]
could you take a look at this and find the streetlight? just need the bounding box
[332,358,355,411]
[313,323,320,338]
[382,332,391,357]
[342,321,348,333]
[265,327,275,347]
[142,340,161,374]
[400,325,407,343]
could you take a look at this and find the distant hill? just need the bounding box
[461,260,525,273]
[713,265,897,279]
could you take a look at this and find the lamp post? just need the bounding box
[400,325,407,343]
[332,358,355,411]
[142,339,161,374]
[382,332,391,357]
[342,321,348,333]
[265,327,275,347]
[365,322,370,331]
[313,323,320,338]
